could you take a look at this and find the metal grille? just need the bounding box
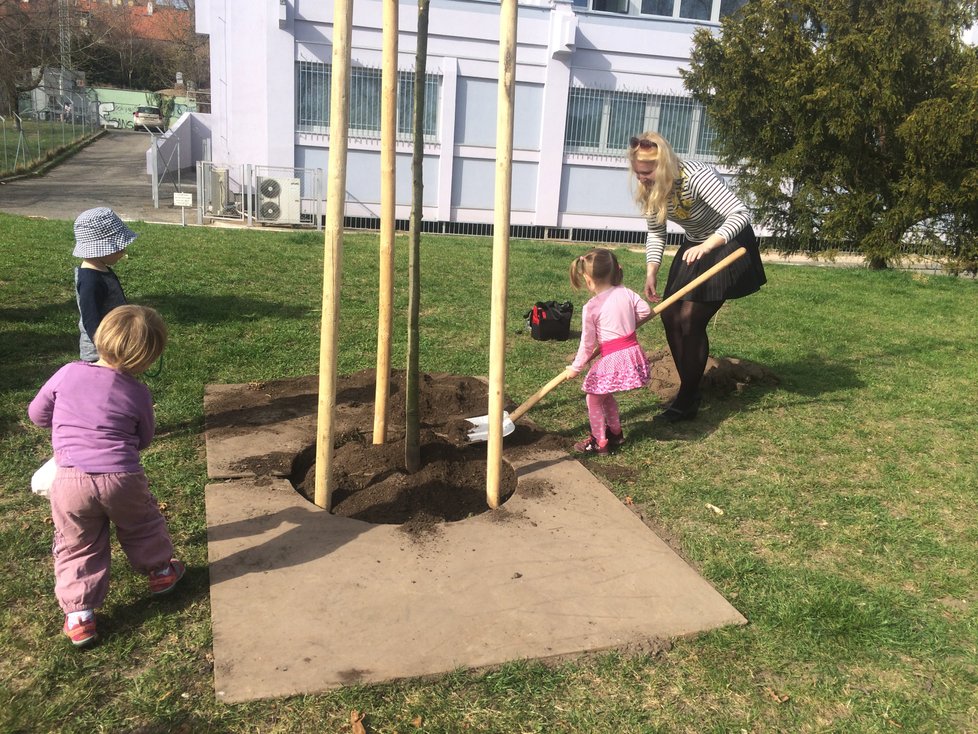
[565,85,720,161]
[297,61,440,142]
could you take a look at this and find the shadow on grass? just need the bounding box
[140,293,312,325]
[96,564,204,643]
[615,352,864,445]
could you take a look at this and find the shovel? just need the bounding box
[465,246,748,442]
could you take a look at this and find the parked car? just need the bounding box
[133,106,164,130]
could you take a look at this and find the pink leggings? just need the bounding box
[49,467,174,613]
[586,393,621,441]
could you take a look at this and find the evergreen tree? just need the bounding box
[683,0,978,271]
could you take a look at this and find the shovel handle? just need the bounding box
[509,369,573,423]
[508,246,748,425]
[582,245,748,364]
[640,245,747,325]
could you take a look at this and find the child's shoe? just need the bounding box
[573,434,609,455]
[149,559,186,595]
[63,611,97,648]
[605,427,626,450]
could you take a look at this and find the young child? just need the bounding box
[565,248,652,455]
[73,207,137,362]
[28,305,184,648]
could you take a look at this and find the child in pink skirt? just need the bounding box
[565,248,651,455]
[28,305,184,648]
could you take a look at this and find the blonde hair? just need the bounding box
[94,305,167,375]
[570,248,623,290]
[628,131,682,225]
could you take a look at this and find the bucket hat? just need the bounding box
[72,207,138,259]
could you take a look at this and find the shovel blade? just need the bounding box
[466,411,516,443]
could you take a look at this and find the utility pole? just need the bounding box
[58,0,71,111]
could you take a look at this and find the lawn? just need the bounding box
[1,212,976,733]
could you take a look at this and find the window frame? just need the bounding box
[564,85,719,161]
[296,60,441,143]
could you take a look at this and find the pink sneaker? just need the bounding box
[63,614,97,648]
[573,434,609,455]
[149,559,186,595]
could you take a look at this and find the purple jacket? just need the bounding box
[28,362,155,473]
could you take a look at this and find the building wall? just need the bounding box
[196,0,715,231]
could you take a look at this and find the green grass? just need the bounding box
[1,212,976,733]
[0,120,97,179]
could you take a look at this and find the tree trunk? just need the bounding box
[404,0,430,474]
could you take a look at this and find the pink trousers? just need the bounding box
[49,467,174,613]
[586,392,621,440]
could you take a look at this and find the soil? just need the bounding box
[288,371,568,529]
[218,351,776,530]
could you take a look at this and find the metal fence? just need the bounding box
[0,103,99,178]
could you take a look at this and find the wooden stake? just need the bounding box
[487,0,518,509]
[373,0,398,445]
[315,0,354,511]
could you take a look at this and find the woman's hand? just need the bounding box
[644,275,661,302]
[683,235,724,264]
[682,243,715,264]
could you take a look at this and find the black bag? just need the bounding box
[524,301,573,341]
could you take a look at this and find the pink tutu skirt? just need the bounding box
[582,344,650,394]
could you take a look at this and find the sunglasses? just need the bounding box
[629,137,657,150]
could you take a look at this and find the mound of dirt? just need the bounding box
[646,348,779,402]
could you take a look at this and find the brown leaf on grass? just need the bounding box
[624,496,634,505]
[763,686,789,703]
[350,710,367,734]
[412,715,424,727]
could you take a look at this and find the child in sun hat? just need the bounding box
[73,207,136,362]
[28,305,184,648]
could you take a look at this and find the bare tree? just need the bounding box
[0,0,61,121]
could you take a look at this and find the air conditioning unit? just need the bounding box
[208,167,229,215]
[257,176,302,225]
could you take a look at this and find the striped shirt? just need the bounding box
[645,160,751,264]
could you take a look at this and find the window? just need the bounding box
[719,0,747,17]
[396,71,440,138]
[679,0,711,20]
[636,0,748,19]
[296,61,329,133]
[640,0,673,16]
[564,86,719,159]
[296,61,440,141]
[695,111,720,156]
[591,0,629,13]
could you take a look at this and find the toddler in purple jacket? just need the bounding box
[28,305,184,648]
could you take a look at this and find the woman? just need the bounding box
[629,131,766,422]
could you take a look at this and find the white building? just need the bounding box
[193,0,743,232]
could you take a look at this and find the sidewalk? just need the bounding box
[0,130,192,225]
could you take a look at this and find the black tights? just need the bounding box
[659,300,724,409]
